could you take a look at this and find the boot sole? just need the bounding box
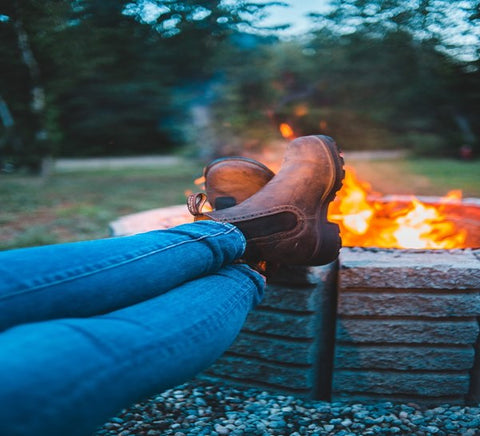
[311,135,345,265]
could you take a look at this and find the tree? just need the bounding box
[291,0,480,154]
[1,0,287,161]
[0,0,59,171]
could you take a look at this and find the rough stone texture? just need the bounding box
[226,334,314,365]
[469,321,480,404]
[256,283,320,312]
[205,355,313,391]
[334,371,471,396]
[239,310,316,339]
[335,344,475,370]
[336,318,479,344]
[338,291,480,317]
[333,247,480,404]
[340,247,480,289]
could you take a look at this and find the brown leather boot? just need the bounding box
[192,135,345,266]
[204,156,274,210]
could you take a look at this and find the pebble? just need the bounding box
[214,424,229,435]
[95,380,480,435]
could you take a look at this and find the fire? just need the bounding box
[194,176,205,186]
[329,169,374,235]
[279,123,295,140]
[327,166,467,249]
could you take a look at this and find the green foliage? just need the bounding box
[208,0,480,155]
[0,0,479,164]
[1,0,284,162]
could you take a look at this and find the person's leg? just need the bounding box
[0,263,264,436]
[0,221,245,332]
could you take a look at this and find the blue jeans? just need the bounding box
[0,221,265,436]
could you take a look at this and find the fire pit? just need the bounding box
[110,193,480,405]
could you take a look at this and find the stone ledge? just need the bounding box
[109,205,191,236]
[229,333,315,365]
[243,310,316,339]
[205,354,314,391]
[336,318,480,344]
[339,247,480,289]
[333,371,471,397]
[332,393,466,405]
[258,283,317,312]
[335,344,475,370]
[337,292,480,317]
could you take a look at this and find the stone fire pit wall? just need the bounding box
[202,248,480,405]
[332,247,480,405]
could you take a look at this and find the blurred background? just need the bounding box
[2,0,480,168]
[1,0,480,249]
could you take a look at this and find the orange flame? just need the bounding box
[194,175,206,190]
[194,176,205,186]
[327,166,467,249]
[279,123,295,140]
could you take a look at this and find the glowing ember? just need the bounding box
[327,166,468,249]
[194,176,205,186]
[279,123,295,140]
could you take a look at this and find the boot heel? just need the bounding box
[313,222,341,265]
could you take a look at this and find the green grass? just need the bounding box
[345,157,480,198]
[1,156,479,251]
[0,161,204,250]
[406,158,480,197]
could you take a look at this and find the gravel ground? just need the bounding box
[96,380,480,436]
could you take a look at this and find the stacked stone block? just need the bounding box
[333,248,480,404]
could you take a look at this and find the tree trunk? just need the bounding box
[13,0,52,175]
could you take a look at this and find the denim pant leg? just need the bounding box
[0,264,265,436]
[0,221,245,332]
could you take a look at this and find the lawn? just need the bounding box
[0,161,204,251]
[345,156,480,198]
[1,155,479,251]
